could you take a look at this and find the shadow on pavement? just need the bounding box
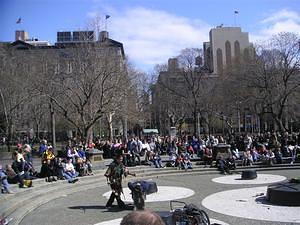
[68,204,134,212]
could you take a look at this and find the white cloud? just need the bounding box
[251,9,300,43]
[261,9,300,24]
[106,7,211,71]
[87,7,300,71]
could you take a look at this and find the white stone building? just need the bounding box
[204,26,252,75]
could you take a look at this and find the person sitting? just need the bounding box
[0,164,14,194]
[129,138,141,166]
[226,155,236,170]
[231,146,240,160]
[151,151,164,168]
[142,140,153,164]
[186,145,195,158]
[175,153,184,169]
[182,153,193,170]
[56,158,78,183]
[216,156,231,175]
[264,149,275,166]
[38,139,48,156]
[22,144,37,178]
[203,147,213,167]
[11,151,32,188]
[40,146,57,182]
[64,158,79,183]
[55,157,66,180]
[274,148,283,164]
[167,152,177,167]
[67,146,79,164]
[250,147,260,162]
[77,146,93,176]
[5,164,25,188]
[242,149,253,166]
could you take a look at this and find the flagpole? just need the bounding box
[105,15,110,31]
[234,13,236,26]
[234,11,239,26]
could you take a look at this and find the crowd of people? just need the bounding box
[1,131,300,194]
[98,131,300,172]
[0,139,95,194]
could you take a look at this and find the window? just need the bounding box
[54,63,60,74]
[225,41,232,66]
[43,62,48,73]
[234,41,240,58]
[67,62,72,74]
[216,48,223,74]
[244,48,250,62]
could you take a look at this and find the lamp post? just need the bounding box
[197,112,201,137]
[235,101,242,134]
[49,98,56,150]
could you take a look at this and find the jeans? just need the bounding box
[63,171,79,183]
[0,171,10,192]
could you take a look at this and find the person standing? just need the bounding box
[104,154,135,208]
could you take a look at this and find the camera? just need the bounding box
[161,201,210,225]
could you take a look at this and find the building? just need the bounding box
[0,30,128,141]
[15,30,51,46]
[204,26,252,75]
[153,26,254,135]
[15,30,29,41]
[57,30,95,43]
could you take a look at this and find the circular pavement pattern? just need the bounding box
[212,174,287,185]
[94,217,230,225]
[202,186,300,223]
[103,186,195,202]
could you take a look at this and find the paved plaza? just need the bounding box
[16,168,300,225]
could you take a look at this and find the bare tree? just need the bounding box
[221,32,300,133]
[0,44,38,150]
[156,48,210,135]
[30,41,127,141]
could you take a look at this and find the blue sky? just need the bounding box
[1,0,300,72]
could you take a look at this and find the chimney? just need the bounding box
[99,31,109,42]
[168,58,179,71]
[15,30,29,41]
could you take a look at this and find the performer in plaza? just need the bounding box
[104,154,135,209]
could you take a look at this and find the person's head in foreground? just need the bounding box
[120,210,165,225]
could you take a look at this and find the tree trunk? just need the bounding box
[274,116,287,133]
[193,108,197,136]
[85,127,93,146]
[7,120,13,152]
[49,99,56,150]
[107,112,114,142]
[123,116,128,142]
[36,123,40,142]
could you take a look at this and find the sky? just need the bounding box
[1,0,300,72]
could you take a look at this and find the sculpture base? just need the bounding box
[241,170,257,180]
[267,182,300,206]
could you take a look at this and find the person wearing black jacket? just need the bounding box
[104,154,135,208]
